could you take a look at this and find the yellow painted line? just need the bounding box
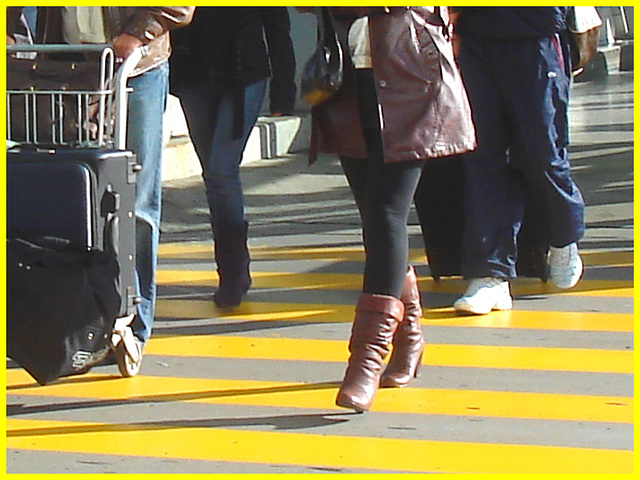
[157,244,423,263]
[420,308,634,332]
[156,270,633,298]
[424,277,634,298]
[158,241,212,257]
[6,371,633,424]
[158,243,633,267]
[156,299,347,323]
[533,287,633,297]
[156,269,363,290]
[158,243,369,262]
[580,249,634,266]
[6,418,633,474]
[155,299,634,333]
[137,335,633,374]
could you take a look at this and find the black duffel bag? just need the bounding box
[6,236,121,385]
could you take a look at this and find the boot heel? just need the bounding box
[413,350,424,378]
[379,266,425,388]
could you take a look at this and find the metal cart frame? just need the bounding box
[7,44,144,149]
[7,44,146,377]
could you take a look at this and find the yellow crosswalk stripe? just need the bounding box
[579,249,634,266]
[6,418,633,474]
[125,334,634,374]
[156,299,634,332]
[424,277,633,297]
[6,371,632,424]
[156,269,633,297]
[158,243,634,267]
[420,308,634,331]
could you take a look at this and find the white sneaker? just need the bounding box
[454,277,513,315]
[549,243,583,289]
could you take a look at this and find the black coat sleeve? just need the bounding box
[6,7,25,38]
[260,7,297,114]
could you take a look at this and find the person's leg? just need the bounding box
[457,35,525,281]
[205,80,267,228]
[338,155,425,410]
[205,80,267,307]
[452,34,520,315]
[127,61,169,344]
[341,156,425,298]
[336,69,425,411]
[504,37,584,245]
[174,78,216,171]
[503,36,585,288]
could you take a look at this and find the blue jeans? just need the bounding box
[178,79,267,228]
[457,34,585,279]
[127,61,169,342]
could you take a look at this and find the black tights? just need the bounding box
[340,70,425,299]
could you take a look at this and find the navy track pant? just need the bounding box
[457,32,585,279]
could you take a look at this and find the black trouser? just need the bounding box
[340,69,425,299]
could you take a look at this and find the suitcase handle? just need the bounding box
[113,46,146,150]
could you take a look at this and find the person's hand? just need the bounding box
[112,33,144,61]
[452,33,461,58]
[7,34,16,45]
[448,10,460,59]
[269,112,285,117]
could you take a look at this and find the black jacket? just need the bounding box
[170,6,296,115]
[455,7,569,40]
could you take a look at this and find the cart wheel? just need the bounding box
[115,340,143,377]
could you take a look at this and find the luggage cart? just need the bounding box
[7,43,142,149]
[7,44,146,379]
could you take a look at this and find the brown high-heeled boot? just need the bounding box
[335,293,404,412]
[380,266,425,388]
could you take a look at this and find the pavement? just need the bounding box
[5,71,634,474]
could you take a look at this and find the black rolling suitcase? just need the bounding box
[414,155,549,281]
[6,148,139,313]
[6,44,144,384]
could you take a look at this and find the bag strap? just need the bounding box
[314,7,325,42]
[315,7,338,43]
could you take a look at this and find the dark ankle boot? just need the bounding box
[212,222,251,307]
[336,293,404,412]
[380,266,425,388]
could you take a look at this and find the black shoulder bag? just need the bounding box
[6,236,121,385]
[301,7,344,107]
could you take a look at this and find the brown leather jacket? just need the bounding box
[309,7,476,163]
[6,7,195,76]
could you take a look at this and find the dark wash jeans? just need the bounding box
[177,78,267,229]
